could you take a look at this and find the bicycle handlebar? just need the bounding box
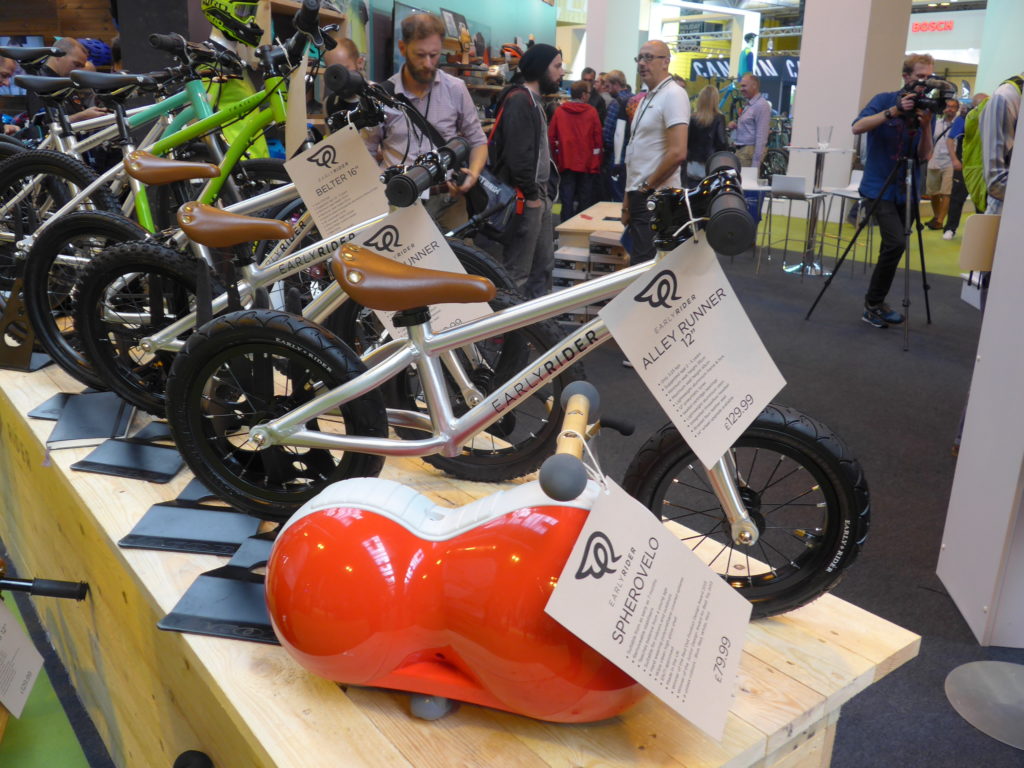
[384,137,472,207]
[538,381,601,501]
[0,577,89,601]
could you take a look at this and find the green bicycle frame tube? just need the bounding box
[147,76,288,188]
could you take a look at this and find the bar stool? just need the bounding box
[822,170,876,274]
[756,175,827,273]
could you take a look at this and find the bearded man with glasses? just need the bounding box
[620,40,689,264]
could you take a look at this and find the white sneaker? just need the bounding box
[942,230,954,240]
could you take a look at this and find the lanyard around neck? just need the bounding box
[632,77,672,135]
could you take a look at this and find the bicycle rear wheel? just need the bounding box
[622,405,870,618]
[165,309,387,521]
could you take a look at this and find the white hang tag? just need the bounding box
[545,479,751,740]
[0,599,44,718]
[599,238,785,468]
[285,125,389,237]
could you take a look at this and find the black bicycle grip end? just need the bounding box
[30,579,89,601]
[324,64,366,99]
[386,165,433,207]
[149,33,185,56]
[706,190,756,257]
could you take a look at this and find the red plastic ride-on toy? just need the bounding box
[264,381,645,722]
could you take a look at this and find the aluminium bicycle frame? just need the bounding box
[231,234,759,545]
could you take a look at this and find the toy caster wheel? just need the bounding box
[173,750,213,768]
[410,694,455,720]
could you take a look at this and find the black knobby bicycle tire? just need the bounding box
[76,241,214,415]
[621,404,870,618]
[1,149,120,326]
[165,309,387,521]
[0,148,119,215]
[22,211,148,390]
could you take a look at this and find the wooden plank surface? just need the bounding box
[0,362,919,768]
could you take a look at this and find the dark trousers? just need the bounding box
[946,168,967,234]
[625,191,657,264]
[559,171,597,220]
[607,164,626,203]
[865,197,906,306]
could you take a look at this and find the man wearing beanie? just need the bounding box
[621,40,689,263]
[487,43,564,298]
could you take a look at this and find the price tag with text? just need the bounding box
[284,126,389,237]
[599,238,785,468]
[545,480,751,740]
[353,203,493,337]
[0,599,43,718]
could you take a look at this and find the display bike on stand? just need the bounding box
[161,150,870,619]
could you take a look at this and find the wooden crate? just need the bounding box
[0,363,920,768]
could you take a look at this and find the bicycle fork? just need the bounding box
[707,451,760,546]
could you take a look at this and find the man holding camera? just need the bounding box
[852,53,934,329]
[363,13,488,225]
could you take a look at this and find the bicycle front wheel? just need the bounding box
[76,241,212,415]
[622,405,869,618]
[23,211,148,390]
[165,309,387,521]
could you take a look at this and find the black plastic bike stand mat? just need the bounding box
[158,534,280,645]
[131,420,174,443]
[175,478,219,504]
[27,392,72,420]
[119,501,261,556]
[70,438,185,483]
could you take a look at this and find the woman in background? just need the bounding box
[686,85,730,185]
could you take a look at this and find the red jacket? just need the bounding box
[548,101,603,174]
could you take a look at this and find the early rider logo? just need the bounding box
[364,225,402,253]
[307,145,338,168]
[575,532,622,580]
[634,269,682,309]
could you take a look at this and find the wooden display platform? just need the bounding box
[0,364,920,768]
[556,201,625,251]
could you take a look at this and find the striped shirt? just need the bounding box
[734,92,771,166]
[363,68,487,169]
[980,76,1022,213]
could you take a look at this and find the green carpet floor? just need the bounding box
[0,597,90,768]
[756,208,970,278]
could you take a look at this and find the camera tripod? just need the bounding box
[806,137,933,350]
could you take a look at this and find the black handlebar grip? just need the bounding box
[294,0,324,46]
[386,165,433,208]
[705,150,741,176]
[149,33,185,55]
[538,453,589,502]
[441,136,471,168]
[324,64,366,99]
[30,579,89,601]
[706,190,756,257]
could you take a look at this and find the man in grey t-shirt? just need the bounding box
[621,40,689,264]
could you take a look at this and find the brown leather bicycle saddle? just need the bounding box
[125,151,221,186]
[329,244,496,312]
[177,202,294,248]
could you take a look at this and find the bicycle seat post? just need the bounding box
[393,307,450,433]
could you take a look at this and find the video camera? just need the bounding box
[901,77,957,114]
